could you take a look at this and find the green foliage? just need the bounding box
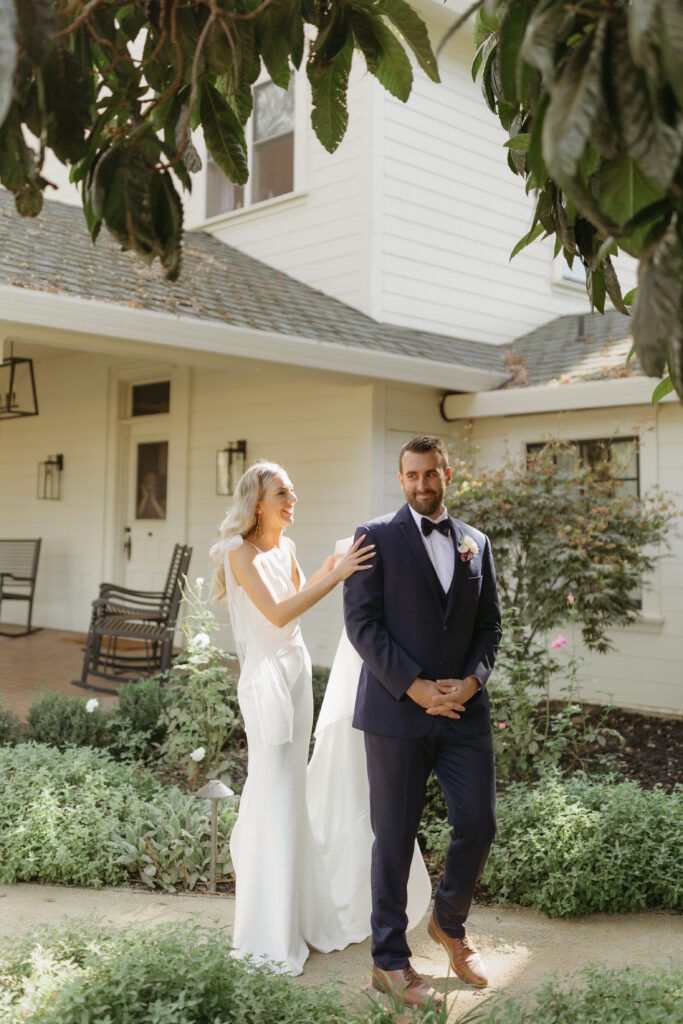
[471,0,683,401]
[0,743,236,892]
[482,965,683,1024]
[448,441,674,656]
[159,577,242,779]
[481,773,683,916]
[107,676,168,763]
[0,696,22,746]
[0,921,362,1024]
[1,0,439,279]
[26,692,111,751]
[312,662,331,726]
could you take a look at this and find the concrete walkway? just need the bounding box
[1,884,681,1018]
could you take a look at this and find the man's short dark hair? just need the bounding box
[399,435,450,472]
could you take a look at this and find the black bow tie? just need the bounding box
[421,517,450,538]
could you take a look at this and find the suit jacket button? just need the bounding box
[443,625,448,632]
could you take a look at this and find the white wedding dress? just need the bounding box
[213,534,431,976]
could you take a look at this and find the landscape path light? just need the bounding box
[196,778,234,893]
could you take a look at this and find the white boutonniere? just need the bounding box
[457,534,479,563]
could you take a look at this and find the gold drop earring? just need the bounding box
[255,510,262,536]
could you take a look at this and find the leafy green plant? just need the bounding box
[0,743,236,892]
[477,773,683,917]
[0,696,21,745]
[0,1,439,280]
[312,663,331,728]
[466,0,683,402]
[159,577,242,779]
[480,964,683,1024]
[25,692,112,751]
[107,676,168,763]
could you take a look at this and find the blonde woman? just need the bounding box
[210,461,373,975]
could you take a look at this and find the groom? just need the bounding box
[343,434,501,1007]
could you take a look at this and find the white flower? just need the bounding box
[189,631,210,650]
[457,534,479,557]
[85,698,99,713]
[190,747,206,762]
[195,577,204,587]
[188,653,209,666]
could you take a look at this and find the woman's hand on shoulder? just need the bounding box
[332,535,375,582]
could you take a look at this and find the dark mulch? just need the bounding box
[555,702,682,793]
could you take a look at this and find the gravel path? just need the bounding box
[1,884,681,1018]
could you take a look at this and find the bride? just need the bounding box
[210,460,431,975]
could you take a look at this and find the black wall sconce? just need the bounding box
[37,454,63,500]
[216,440,247,495]
[0,346,39,420]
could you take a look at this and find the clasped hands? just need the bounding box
[407,675,479,719]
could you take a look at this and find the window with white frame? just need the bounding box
[205,79,295,218]
[559,256,586,285]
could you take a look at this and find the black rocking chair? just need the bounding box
[74,543,192,694]
[0,539,42,637]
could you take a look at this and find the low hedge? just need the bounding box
[0,743,235,892]
[422,771,682,917]
[480,965,683,1024]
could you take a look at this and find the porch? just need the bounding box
[0,629,119,720]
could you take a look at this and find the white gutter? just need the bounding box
[0,285,506,392]
[440,375,678,419]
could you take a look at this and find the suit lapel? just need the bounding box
[444,517,466,620]
[397,504,446,611]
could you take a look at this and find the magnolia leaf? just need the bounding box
[627,0,660,68]
[0,105,36,192]
[586,264,606,314]
[378,0,440,83]
[660,0,683,106]
[350,10,413,101]
[200,82,248,185]
[542,19,606,183]
[651,376,674,404]
[93,146,159,259]
[257,0,293,89]
[16,0,55,64]
[0,0,17,129]
[151,171,184,281]
[597,154,663,227]
[521,0,574,85]
[504,133,530,151]
[510,221,545,259]
[623,288,637,307]
[496,0,531,105]
[601,255,629,315]
[307,37,353,153]
[632,220,683,378]
[611,20,682,191]
[43,43,92,163]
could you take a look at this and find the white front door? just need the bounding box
[123,422,172,591]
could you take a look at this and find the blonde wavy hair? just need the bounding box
[211,460,288,602]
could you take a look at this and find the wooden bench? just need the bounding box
[0,539,42,637]
[74,543,192,693]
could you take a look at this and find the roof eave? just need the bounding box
[0,284,507,392]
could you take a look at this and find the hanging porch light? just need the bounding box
[0,344,39,419]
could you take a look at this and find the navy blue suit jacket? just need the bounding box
[343,503,502,739]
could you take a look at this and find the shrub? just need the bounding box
[0,697,22,745]
[0,743,236,892]
[481,965,683,1024]
[108,676,168,762]
[478,773,682,916]
[312,663,331,727]
[26,692,111,750]
[0,922,372,1024]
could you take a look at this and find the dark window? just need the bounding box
[136,441,168,520]
[527,437,640,497]
[132,381,170,417]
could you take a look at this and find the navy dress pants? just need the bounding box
[364,717,496,970]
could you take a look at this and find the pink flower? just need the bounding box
[498,721,507,729]
[551,634,568,650]
[566,593,575,605]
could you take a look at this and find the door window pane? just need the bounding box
[136,441,168,520]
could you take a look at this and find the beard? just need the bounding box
[406,488,444,518]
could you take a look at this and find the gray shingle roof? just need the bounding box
[0,190,504,374]
[504,309,636,388]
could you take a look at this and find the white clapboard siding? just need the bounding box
[0,350,111,632]
[378,23,637,344]
[452,402,683,714]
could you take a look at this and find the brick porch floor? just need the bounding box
[0,627,119,720]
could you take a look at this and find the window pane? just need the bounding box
[611,439,638,480]
[132,381,170,417]
[252,132,294,203]
[136,442,168,520]
[561,258,586,283]
[254,80,294,142]
[206,159,244,217]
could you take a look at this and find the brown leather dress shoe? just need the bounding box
[372,964,444,1007]
[427,913,488,987]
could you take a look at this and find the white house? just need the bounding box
[1,0,681,713]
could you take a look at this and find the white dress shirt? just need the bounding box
[408,505,455,593]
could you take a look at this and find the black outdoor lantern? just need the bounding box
[0,346,39,419]
[216,439,247,495]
